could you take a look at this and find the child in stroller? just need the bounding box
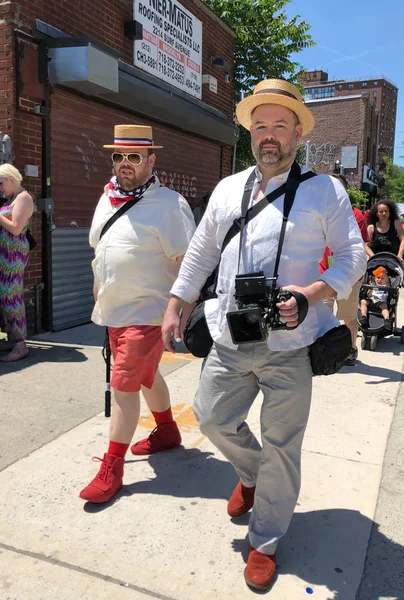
[359,266,391,330]
[357,252,404,351]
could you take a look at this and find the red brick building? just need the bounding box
[301,93,379,193]
[0,0,237,332]
[301,70,398,158]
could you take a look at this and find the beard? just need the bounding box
[252,138,294,167]
[115,165,149,191]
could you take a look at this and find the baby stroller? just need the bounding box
[358,252,404,351]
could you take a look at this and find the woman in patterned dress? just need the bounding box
[0,164,34,362]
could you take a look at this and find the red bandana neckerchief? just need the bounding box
[108,174,156,206]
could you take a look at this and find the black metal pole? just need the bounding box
[104,327,111,418]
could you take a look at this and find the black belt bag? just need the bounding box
[309,324,352,376]
[183,301,212,358]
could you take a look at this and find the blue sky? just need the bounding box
[286,0,404,165]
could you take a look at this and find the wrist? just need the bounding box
[167,296,184,314]
[303,281,336,306]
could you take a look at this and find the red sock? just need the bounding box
[108,441,129,458]
[152,407,174,426]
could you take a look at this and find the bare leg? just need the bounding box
[142,368,170,413]
[360,300,368,317]
[379,303,389,320]
[131,369,180,455]
[344,318,358,348]
[109,390,140,443]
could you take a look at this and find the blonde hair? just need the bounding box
[0,163,23,184]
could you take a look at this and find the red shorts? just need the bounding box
[108,325,165,393]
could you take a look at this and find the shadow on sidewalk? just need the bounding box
[32,322,104,348]
[0,341,88,373]
[232,508,404,599]
[124,446,238,499]
[339,360,403,384]
[84,447,238,515]
[358,333,404,357]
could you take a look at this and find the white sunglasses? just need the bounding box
[111,152,147,166]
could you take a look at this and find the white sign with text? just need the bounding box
[133,0,203,99]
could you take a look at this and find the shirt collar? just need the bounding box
[254,165,291,186]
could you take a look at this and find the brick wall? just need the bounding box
[301,94,377,187]
[12,35,44,334]
[0,20,14,140]
[11,0,235,120]
[0,0,235,335]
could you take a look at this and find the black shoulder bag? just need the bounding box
[26,229,37,251]
[98,194,145,417]
[183,162,315,358]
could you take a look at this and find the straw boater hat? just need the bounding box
[236,79,315,136]
[104,124,163,150]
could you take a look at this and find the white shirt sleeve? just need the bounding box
[89,193,109,249]
[319,178,367,298]
[170,185,224,302]
[157,195,196,259]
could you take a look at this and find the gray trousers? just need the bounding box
[193,341,312,555]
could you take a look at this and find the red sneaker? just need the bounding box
[131,422,181,456]
[244,547,276,591]
[79,454,124,503]
[227,481,256,517]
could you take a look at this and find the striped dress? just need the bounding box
[0,199,30,342]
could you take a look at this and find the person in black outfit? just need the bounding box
[192,192,212,226]
[366,199,404,261]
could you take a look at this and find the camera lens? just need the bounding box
[245,313,259,325]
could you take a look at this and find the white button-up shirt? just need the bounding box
[171,165,367,351]
[90,177,196,327]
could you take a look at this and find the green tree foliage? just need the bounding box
[202,0,314,170]
[346,187,368,210]
[382,156,404,204]
[295,142,307,165]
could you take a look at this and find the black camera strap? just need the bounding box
[273,161,301,280]
[233,161,316,275]
[99,194,145,241]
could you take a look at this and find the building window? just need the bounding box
[338,84,342,90]
[361,82,368,88]
[348,83,354,89]
[374,81,378,86]
[373,91,377,97]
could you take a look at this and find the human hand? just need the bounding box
[276,285,308,328]
[162,309,182,353]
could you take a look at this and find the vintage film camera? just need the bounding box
[226,271,292,344]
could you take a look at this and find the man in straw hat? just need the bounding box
[80,124,195,504]
[162,79,366,590]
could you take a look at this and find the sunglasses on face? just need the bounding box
[111,152,147,166]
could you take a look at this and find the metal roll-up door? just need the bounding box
[52,228,94,330]
[50,88,225,329]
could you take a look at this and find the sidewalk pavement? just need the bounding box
[0,310,403,599]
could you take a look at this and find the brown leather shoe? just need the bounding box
[244,547,276,591]
[227,481,255,517]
